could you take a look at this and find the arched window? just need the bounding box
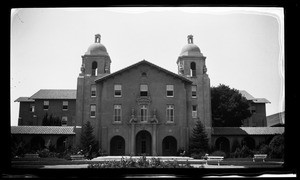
[92,61,98,76]
[190,62,196,77]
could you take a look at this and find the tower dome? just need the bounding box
[85,34,109,56]
[179,35,203,57]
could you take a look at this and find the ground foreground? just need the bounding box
[11,156,284,169]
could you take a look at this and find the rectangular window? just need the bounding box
[91,85,96,97]
[43,101,49,110]
[62,101,68,111]
[192,105,197,118]
[114,105,122,122]
[90,105,96,118]
[166,85,174,97]
[61,116,68,126]
[29,105,35,112]
[114,84,122,97]
[166,105,174,122]
[140,84,148,96]
[140,105,148,122]
[192,85,197,98]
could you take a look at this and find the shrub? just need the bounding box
[269,135,284,159]
[190,152,206,159]
[210,150,226,158]
[88,156,194,168]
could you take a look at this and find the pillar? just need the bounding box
[130,124,135,155]
[152,124,157,156]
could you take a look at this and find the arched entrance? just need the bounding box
[30,136,45,151]
[162,136,177,156]
[110,136,125,155]
[242,136,255,150]
[136,130,152,156]
[215,137,230,154]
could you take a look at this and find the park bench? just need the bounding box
[206,156,224,166]
[70,154,85,160]
[24,153,39,158]
[253,154,267,162]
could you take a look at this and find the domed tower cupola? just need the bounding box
[80,34,111,76]
[177,35,207,77]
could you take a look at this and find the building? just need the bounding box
[13,34,284,156]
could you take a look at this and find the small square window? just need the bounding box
[192,105,197,118]
[61,116,68,126]
[192,85,197,98]
[91,85,96,97]
[63,101,68,111]
[166,85,174,97]
[140,84,148,96]
[90,105,96,118]
[114,84,122,97]
[43,101,49,110]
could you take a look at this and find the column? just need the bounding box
[130,123,135,156]
[152,124,157,156]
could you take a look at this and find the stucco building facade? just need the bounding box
[13,34,283,156]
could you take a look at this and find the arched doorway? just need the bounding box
[57,136,67,152]
[215,137,230,154]
[110,136,125,155]
[242,136,255,150]
[30,136,45,151]
[136,130,152,156]
[162,136,177,156]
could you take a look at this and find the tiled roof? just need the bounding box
[239,90,255,100]
[95,60,193,83]
[267,112,285,127]
[212,127,284,135]
[239,90,270,104]
[30,89,76,100]
[11,126,76,135]
[14,97,35,102]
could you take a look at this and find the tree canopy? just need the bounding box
[211,84,251,127]
[42,113,61,126]
[80,121,98,153]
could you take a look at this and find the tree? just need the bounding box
[211,84,251,127]
[80,121,98,153]
[189,120,209,155]
[268,134,284,159]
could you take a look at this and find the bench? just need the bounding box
[70,155,85,160]
[253,154,267,162]
[24,153,39,158]
[206,156,224,166]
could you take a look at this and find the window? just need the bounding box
[140,84,148,96]
[166,105,174,122]
[29,105,35,112]
[62,101,68,111]
[90,105,96,118]
[43,101,49,110]
[190,62,196,77]
[92,61,98,76]
[61,116,68,126]
[91,85,96,97]
[114,84,122,97]
[192,85,197,98]
[114,105,122,122]
[140,105,148,122]
[166,85,174,97]
[192,105,197,118]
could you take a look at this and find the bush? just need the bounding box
[269,135,284,159]
[190,152,206,159]
[233,145,254,158]
[210,150,226,158]
[88,156,194,168]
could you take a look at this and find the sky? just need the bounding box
[10,7,284,126]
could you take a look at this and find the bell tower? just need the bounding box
[75,34,111,146]
[177,35,212,146]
